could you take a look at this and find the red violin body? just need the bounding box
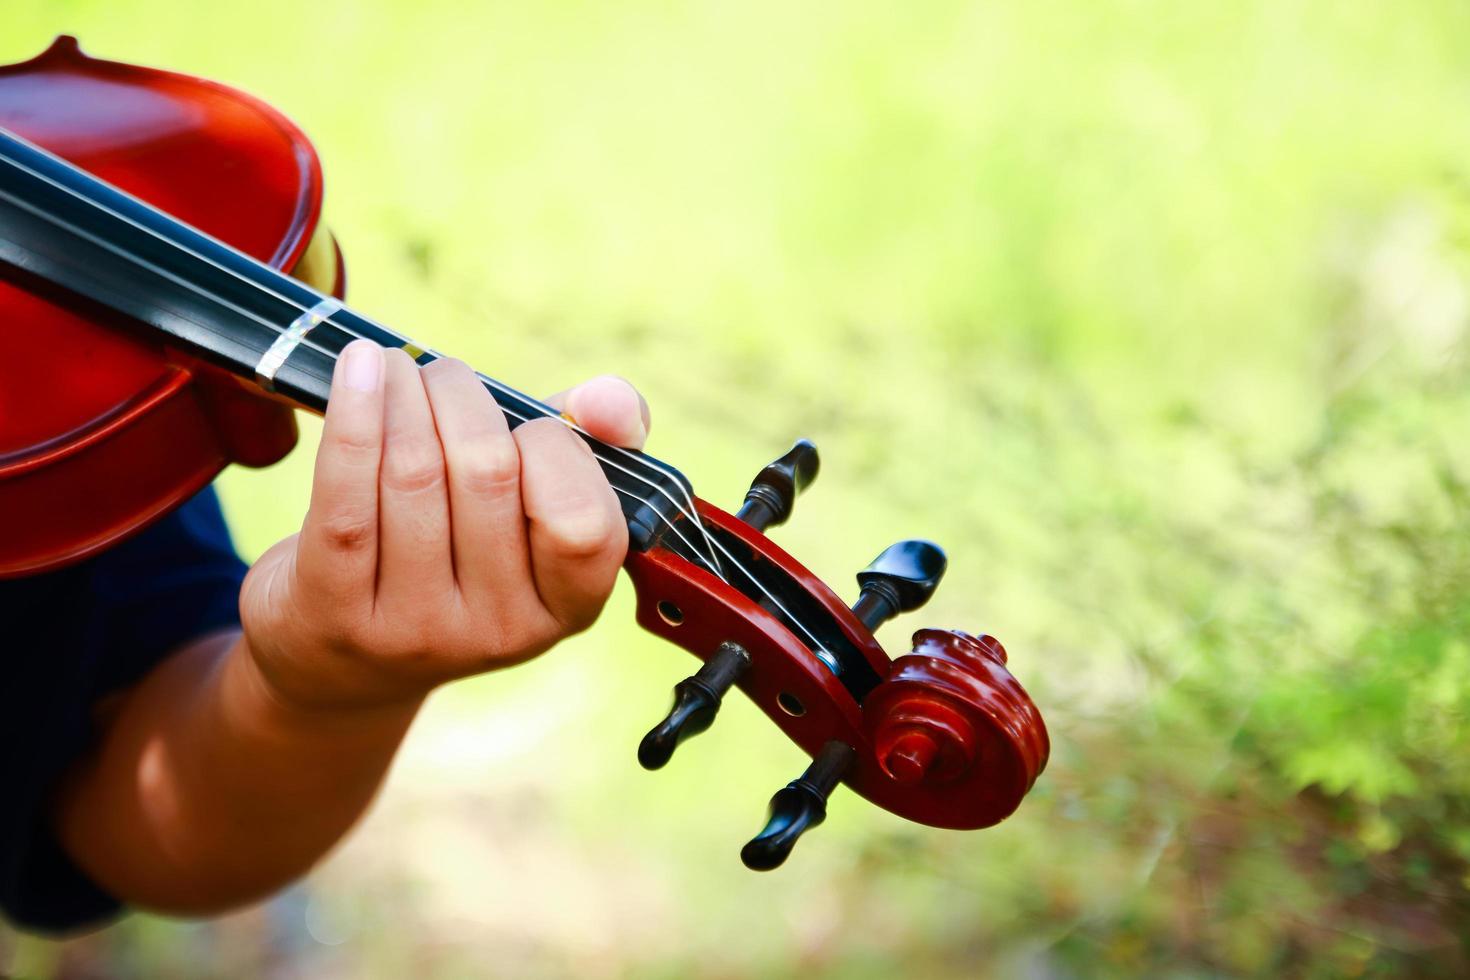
[0,37,1048,866]
[0,37,339,575]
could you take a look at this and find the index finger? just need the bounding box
[295,340,386,603]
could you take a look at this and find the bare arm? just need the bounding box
[54,344,650,914]
[56,630,418,913]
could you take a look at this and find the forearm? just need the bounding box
[55,629,421,915]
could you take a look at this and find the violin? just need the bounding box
[0,37,1048,870]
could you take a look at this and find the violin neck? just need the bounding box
[0,126,418,411]
[0,126,692,551]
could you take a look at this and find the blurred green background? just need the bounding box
[6,1,1470,976]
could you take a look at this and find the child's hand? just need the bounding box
[61,343,652,908]
[239,340,651,712]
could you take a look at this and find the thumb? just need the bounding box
[543,375,650,450]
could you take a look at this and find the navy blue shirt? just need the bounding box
[1,487,246,933]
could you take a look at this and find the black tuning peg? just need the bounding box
[851,540,947,631]
[638,642,751,770]
[735,439,820,533]
[741,740,855,871]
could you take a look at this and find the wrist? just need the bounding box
[225,632,424,738]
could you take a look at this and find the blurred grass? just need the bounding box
[6,1,1470,977]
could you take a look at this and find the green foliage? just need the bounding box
[5,1,1470,977]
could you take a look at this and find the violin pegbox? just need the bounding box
[623,440,1049,871]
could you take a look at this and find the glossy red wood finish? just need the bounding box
[0,37,340,576]
[625,499,1049,830]
[865,630,1049,827]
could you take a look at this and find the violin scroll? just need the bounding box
[863,630,1048,812]
[624,440,1050,868]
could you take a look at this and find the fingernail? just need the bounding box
[342,342,382,392]
[617,379,649,447]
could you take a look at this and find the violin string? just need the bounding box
[0,147,722,577]
[0,130,722,580]
[0,176,724,582]
[274,322,834,664]
[1,151,837,665]
[264,336,726,576]
[252,321,835,663]
[316,316,727,580]
[0,140,838,660]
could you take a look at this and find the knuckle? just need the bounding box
[361,610,429,662]
[456,592,562,663]
[466,613,535,665]
[452,438,521,496]
[541,503,622,560]
[389,642,436,668]
[315,607,374,656]
[317,511,375,553]
[517,619,561,656]
[327,426,381,461]
[483,608,568,660]
[382,448,446,495]
[553,591,611,636]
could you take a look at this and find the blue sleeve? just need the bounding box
[0,486,247,934]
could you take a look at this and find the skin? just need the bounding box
[54,341,651,914]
